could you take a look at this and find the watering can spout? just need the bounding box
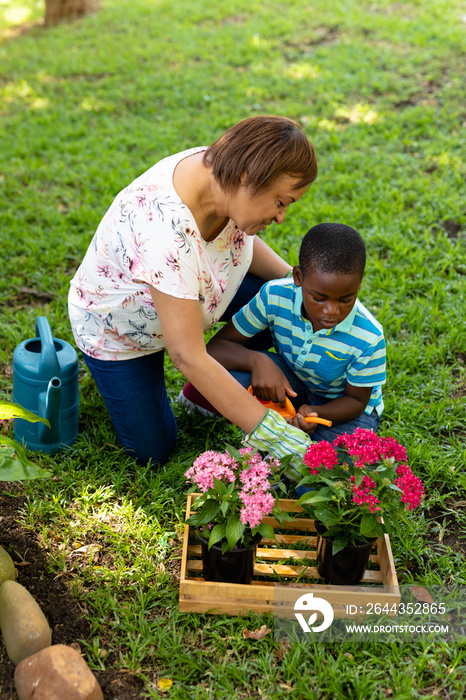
[38,377,62,444]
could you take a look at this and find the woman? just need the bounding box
[69,115,317,470]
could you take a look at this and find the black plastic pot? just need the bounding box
[198,531,262,584]
[315,521,376,585]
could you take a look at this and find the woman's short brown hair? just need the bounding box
[203,115,317,195]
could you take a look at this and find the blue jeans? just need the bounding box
[230,351,381,443]
[82,273,271,466]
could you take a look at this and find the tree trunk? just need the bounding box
[44,0,99,26]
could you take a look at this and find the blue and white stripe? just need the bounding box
[232,279,386,415]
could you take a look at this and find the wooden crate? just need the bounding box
[179,494,400,617]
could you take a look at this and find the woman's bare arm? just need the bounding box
[150,287,266,432]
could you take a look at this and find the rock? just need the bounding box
[0,580,51,664]
[15,644,104,700]
[0,545,16,584]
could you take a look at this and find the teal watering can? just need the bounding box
[12,317,79,454]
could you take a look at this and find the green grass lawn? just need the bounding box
[1,0,466,697]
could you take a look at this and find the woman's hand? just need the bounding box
[250,353,297,406]
[287,404,319,435]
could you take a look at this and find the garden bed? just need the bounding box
[0,482,144,700]
[179,494,400,617]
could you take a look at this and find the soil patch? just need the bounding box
[0,483,144,699]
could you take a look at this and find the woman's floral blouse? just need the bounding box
[69,148,253,360]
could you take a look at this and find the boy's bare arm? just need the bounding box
[206,321,296,406]
[289,383,373,433]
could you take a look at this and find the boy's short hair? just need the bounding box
[203,115,317,195]
[299,223,366,278]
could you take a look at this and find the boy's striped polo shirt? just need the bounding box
[232,279,386,416]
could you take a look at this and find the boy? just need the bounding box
[187,223,386,442]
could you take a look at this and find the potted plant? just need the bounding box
[184,446,291,584]
[296,428,424,585]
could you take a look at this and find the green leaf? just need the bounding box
[188,498,219,527]
[225,513,245,550]
[276,480,287,494]
[224,443,242,461]
[0,438,51,481]
[355,470,364,487]
[314,508,340,527]
[212,476,227,495]
[186,512,202,527]
[331,534,349,555]
[277,454,294,473]
[297,490,331,506]
[360,513,378,536]
[319,475,340,488]
[296,476,315,489]
[190,493,207,510]
[0,402,50,426]
[208,523,226,549]
[390,509,401,534]
[255,522,275,540]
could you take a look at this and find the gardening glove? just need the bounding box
[243,408,311,481]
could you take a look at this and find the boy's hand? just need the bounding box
[250,354,297,407]
[287,404,319,435]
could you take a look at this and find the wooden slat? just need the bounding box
[180,578,276,601]
[257,547,316,561]
[377,533,398,587]
[179,498,193,583]
[262,533,317,546]
[255,562,318,577]
[187,544,316,561]
[261,515,317,531]
[186,558,384,582]
[179,598,274,615]
[276,498,306,512]
[187,545,379,566]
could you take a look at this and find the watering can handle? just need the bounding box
[35,317,60,377]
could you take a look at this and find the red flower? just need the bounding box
[394,464,425,511]
[350,474,381,513]
[333,428,382,467]
[379,436,408,462]
[303,441,339,475]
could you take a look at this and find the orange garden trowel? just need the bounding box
[247,386,332,426]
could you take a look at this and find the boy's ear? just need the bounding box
[292,266,302,287]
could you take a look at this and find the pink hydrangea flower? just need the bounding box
[184,450,237,492]
[239,490,275,529]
